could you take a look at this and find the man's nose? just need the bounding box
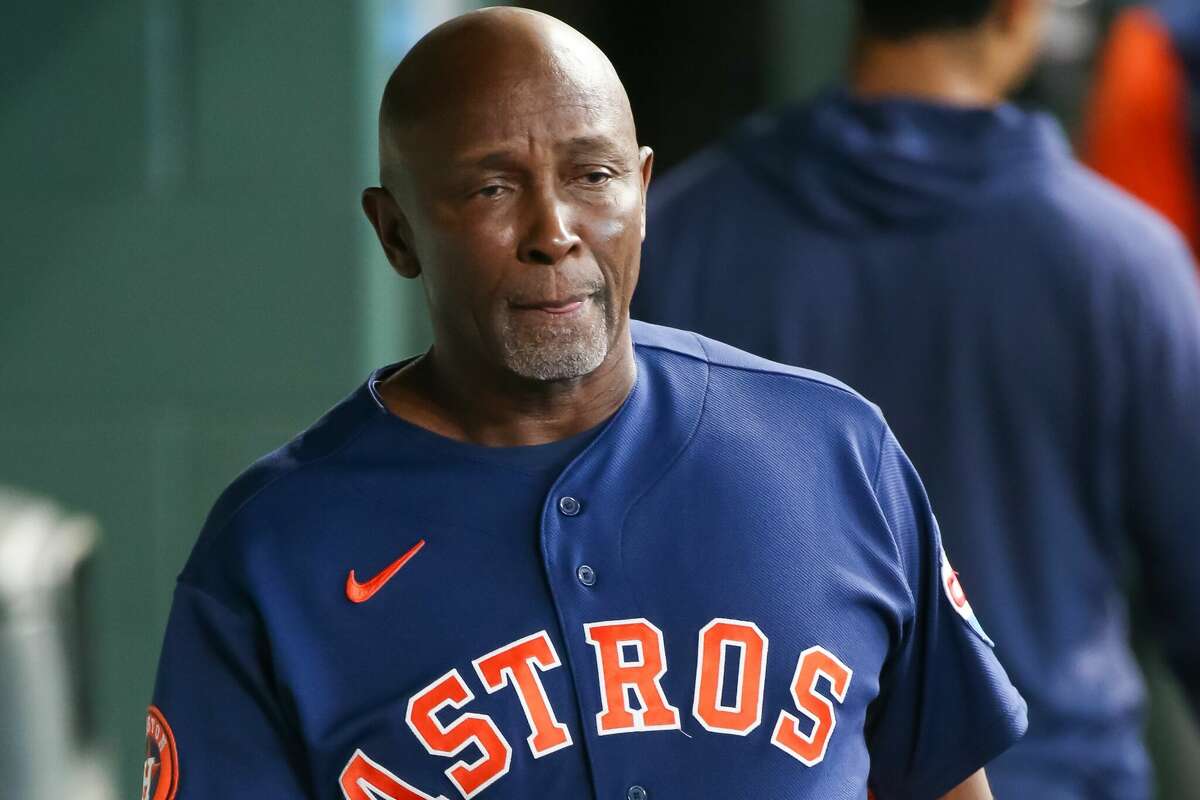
[518,185,581,266]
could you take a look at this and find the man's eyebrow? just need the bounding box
[559,136,619,154]
[451,150,524,171]
[561,135,630,161]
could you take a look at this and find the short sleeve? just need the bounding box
[146,581,313,799]
[865,428,1027,799]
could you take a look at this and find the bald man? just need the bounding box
[144,9,1024,799]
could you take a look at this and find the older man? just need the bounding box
[144,8,1024,799]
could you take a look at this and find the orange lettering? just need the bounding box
[406,669,511,798]
[473,631,572,757]
[771,646,852,766]
[339,749,447,800]
[584,619,681,734]
[692,619,768,735]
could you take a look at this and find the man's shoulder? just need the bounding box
[1019,159,1191,262]
[645,135,767,231]
[182,382,380,576]
[997,161,1200,320]
[631,320,884,426]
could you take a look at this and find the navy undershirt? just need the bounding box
[368,365,606,492]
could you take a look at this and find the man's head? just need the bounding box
[363,8,653,383]
[855,0,1048,98]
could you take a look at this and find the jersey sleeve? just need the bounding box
[864,428,1027,799]
[147,580,313,798]
[1121,230,1200,717]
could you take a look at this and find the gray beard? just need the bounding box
[500,301,611,381]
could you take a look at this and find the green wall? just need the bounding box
[0,1,456,792]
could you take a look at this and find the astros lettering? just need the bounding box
[340,617,852,800]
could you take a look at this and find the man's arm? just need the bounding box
[148,580,315,798]
[938,770,992,800]
[865,428,1026,796]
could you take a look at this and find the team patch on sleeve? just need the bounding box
[939,549,994,647]
[142,705,179,800]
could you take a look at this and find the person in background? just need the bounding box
[633,1,1200,798]
[1084,0,1200,263]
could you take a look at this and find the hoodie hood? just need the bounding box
[726,89,1070,232]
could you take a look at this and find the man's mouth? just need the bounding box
[510,296,590,316]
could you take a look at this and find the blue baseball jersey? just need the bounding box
[633,91,1200,799]
[145,322,1025,800]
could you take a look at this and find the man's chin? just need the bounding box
[499,322,610,382]
[502,343,609,382]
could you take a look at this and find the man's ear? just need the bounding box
[638,146,655,241]
[362,187,421,279]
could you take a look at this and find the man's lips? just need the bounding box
[510,296,589,315]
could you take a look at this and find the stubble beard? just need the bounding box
[500,293,612,382]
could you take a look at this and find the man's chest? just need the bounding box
[258,488,901,800]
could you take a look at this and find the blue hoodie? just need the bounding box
[1161,0,1200,87]
[634,90,1200,800]
[1161,0,1200,180]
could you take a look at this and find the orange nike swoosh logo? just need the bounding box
[345,538,426,604]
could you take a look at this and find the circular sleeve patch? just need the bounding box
[939,548,995,647]
[142,705,179,800]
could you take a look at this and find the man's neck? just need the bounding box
[378,331,637,448]
[851,35,1003,108]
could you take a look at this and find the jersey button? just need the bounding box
[576,564,597,586]
[558,496,581,516]
[627,786,647,800]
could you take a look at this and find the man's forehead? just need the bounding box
[451,135,634,173]
[378,8,637,184]
[404,85,636,167]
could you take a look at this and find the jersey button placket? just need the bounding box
[544,481,635,797]
[560,497,594,586]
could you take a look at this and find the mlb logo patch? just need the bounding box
[940,549,994,647]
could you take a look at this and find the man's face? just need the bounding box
[391,65,652,382]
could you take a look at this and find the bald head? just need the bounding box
[361,7,654,392]
[378,7,635,192]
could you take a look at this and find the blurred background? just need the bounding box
[1,1,1196,797]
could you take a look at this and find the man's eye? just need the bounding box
[581,171,612,185]
[478,185,507,199]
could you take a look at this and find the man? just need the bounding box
[1084,0,1200,261]
[145,8,1024,799]
[634,1,1200,799]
